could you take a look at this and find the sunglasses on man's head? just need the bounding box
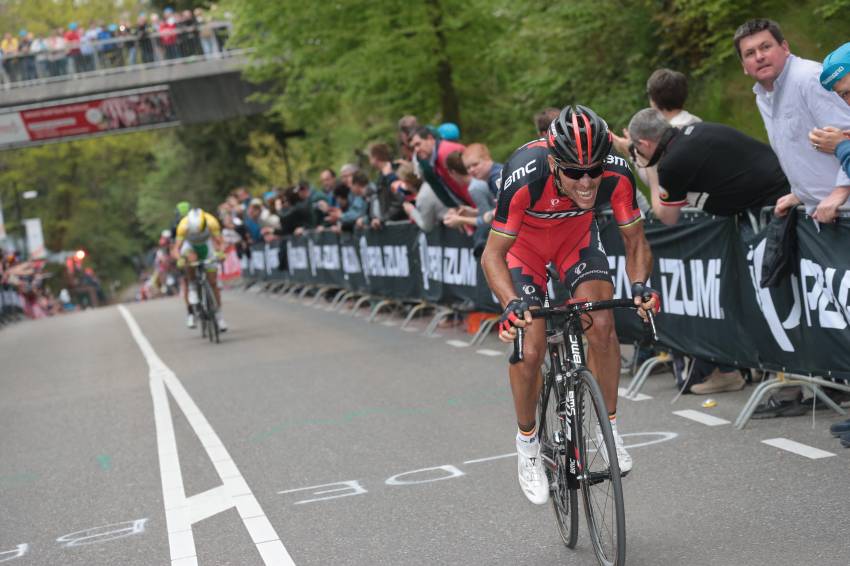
[555,162,605,180]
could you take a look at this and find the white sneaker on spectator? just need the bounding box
[188,288,199,305]
[595,422,632,474]
[186,313,195,329]
[216,313,228,332]
[517,445,550,505]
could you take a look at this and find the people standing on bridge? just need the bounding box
[159,9,179,60]
[46,28,67,76]
[64,23,83,74]
[133,13,154,64]
[81,22,99,72]
[1,32,19,82]
[30,33,48,78]
[18,31,36,81]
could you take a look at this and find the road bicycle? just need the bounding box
[189,258,221,344]
[512,297,656,566]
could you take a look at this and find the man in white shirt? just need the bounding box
[734,18,850,223]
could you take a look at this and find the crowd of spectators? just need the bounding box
[207,116,510,266]
[0,250,99,320]
[0,7,228,83]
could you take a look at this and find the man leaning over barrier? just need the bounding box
[481,105,658,505]
[627,109,790,226]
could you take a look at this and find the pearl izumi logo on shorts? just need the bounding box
[574,263,586,275]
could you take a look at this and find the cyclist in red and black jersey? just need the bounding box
[481,105,658,505]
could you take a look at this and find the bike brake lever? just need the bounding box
[509,327,524,364]
[644,309,658,343]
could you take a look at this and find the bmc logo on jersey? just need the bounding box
[503,159,538,190]
[604,154,627,168]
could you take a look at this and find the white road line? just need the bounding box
[618,387,652,401]
[446,340,470,348]
[761,438,836,460]
[464,453,517,465]
[118,306,295,566]
[672,409,730,427]
[476,349,504,357]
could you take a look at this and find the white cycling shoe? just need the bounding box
[216,314,228,332]
[517,445,550,505]
[186,313,195,329]
[595,422,632,474]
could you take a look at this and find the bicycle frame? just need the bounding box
[518,298,656,485]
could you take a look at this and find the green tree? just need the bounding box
[0,132,154,283]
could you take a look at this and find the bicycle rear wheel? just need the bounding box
[203,280,220,344]
[539,377,579,548]
[575,368,626,566]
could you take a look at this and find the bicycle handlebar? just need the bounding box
[509,298,658,364]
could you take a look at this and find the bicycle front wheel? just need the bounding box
[539,378,579,548]
[575,369,626,566]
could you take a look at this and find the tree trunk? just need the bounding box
[424,0,461,128]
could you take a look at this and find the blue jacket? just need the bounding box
[340,195,367,229]
[836,140,850,179]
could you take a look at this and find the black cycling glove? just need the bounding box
[498,299,529,333]
[631,281,661,314]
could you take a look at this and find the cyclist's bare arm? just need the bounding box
[620,222,652,286]
[212,235,225,254]
[620,222,657,316]
[171,240,183,260]
[481,231,520,309]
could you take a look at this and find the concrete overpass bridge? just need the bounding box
[0,25,268,150]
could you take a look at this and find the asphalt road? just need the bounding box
[1,288,849,566]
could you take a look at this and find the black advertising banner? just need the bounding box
[284,236,312,283]
[599,213,757,367]
[739,213,850,377]
[264,211,848,376]
[416,227,499,311]
[338,232,368,292]
[306,231,346,287]
[354,223,422,299]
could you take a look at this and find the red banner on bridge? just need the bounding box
[0,87,178,149]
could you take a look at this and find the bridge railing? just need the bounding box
[0,22,237,89]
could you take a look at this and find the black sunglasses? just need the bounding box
[555,162,605,180]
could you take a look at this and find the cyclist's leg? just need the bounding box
[558,219,619,413]
[180,241,198,308]
[506,245,549,430]
[506,239,550,504]
[572,279,618,411]
[204,238,222,308]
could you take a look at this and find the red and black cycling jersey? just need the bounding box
[491,139,642,238]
